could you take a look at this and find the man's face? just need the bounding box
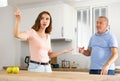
[96,18,108,34]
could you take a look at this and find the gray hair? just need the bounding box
[98,16,109,23]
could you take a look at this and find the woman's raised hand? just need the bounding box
[14,7,21,20]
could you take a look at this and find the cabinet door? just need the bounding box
[62,4,75,38]
[49,5,64,39]
[50,4,74,39]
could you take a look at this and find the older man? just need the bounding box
[79,16,118,75]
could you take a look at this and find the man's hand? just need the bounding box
[79,47,85,54]
[101,64,109,75]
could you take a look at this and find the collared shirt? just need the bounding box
[26,29,51,63]
[88,30,118,70]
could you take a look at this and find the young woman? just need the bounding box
[14,8,73,72]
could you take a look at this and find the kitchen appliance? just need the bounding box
[24,56,30,67]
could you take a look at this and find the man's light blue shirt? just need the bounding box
[88,30,118,70]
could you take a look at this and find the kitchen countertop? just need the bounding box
[0,70,120,81]
[3,66,120,73]
[3,66,88,72]
[52,68,89,72]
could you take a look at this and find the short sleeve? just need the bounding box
[88,37,92,48]
[109,35,118,48]
[25,29,34,40]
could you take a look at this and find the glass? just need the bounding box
[101,8,107,16]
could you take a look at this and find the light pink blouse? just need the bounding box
[26,29,51,62]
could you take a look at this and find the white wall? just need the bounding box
[0,6,20,70]
[53,41,90,69]
[108,3,120,66]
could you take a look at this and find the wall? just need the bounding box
[0,6,20,70]
[108,3,120,66]
[52,41,90,69]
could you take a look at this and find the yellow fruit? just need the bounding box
[12,66,19,74]
[6,67,13,73]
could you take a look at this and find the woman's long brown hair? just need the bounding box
[32,11,52,34]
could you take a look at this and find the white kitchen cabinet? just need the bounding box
[50,4,75,40]
[20,3,75,41]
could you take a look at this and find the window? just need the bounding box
[77,8,91,49]
[77,6,107,49]
[92,7,108,33]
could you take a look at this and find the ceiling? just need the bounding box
[8,0,89,6]
[8,0,55,5]
[8,0,120,6]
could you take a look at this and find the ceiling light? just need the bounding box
[0,0,8,7]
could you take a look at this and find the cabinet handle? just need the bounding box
[61,26,64,37]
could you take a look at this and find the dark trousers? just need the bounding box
[89,69,115,75]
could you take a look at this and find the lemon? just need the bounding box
[6,67,13,73]
[12,66,19,74]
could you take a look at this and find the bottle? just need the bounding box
[72,61,77,68]
[62,60,65,68]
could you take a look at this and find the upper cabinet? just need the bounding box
[20,3,75,41]
[49,4,75,41]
